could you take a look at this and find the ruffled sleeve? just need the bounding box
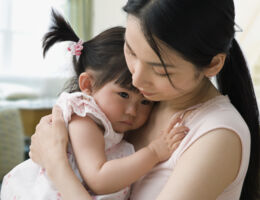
[56,92,124,150]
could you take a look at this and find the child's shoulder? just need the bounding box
[57,91,108,125]
[69,114,104,134]
[58,91,95,105]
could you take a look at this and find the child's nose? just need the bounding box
[125,104,137,117]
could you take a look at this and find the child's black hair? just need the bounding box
[43,9,138,93]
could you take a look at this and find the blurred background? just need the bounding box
[0,0,260,187]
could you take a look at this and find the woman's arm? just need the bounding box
[70,114,186,194]
[30,106,186,199]
[156,128,241,200]
[29,106,92,200]
[47,157,92,200]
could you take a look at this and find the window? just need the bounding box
[0,0,71,77]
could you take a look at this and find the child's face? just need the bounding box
[92,81,154,133]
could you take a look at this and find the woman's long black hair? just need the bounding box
[123,0,260,199]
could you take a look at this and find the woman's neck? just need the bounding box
[160,78,220,112]
[127,78,220,150]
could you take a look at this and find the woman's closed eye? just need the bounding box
[125,46,136,57]
[152,66,174,77]
[118,92,129,99]
[154,72,168,77]
[128,51,136,57]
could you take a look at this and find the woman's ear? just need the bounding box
[203,53,226,78]
[79,72,94,95]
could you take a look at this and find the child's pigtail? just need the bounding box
[42,9,80,57]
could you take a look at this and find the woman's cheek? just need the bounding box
[141,105,153,120]
[125,54,135,74]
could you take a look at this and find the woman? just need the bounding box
[30,0,260,199]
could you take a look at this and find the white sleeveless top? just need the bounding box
[130,95,250,200]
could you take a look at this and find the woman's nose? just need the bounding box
[131,61,149,89]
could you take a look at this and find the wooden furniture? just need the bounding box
[19,109,52,137]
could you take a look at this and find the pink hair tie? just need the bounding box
[68,39,84,56]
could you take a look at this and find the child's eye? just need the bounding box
[141,100,152,105]
[118,92,129,99]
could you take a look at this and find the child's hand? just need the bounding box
[148,114,189,162]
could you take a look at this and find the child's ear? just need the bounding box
[203,53,226,78]
[79,72,94,95]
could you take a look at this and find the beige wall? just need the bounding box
[92,0,127,36]
[235,0,260,68]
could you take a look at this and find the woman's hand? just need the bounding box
[29,105,68,170]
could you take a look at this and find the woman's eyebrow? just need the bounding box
[125,38,175,68]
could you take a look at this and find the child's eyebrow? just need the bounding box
[116,83,139,93]
[125,38,175,68]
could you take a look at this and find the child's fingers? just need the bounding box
[170,132,186,141]
[170,141,182,151]
[167,132,186,151]
[166,113,183,133]
[169,126,189,136]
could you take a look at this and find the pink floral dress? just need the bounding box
[1,92,135,200]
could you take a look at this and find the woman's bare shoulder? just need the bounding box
[156,128,241,200]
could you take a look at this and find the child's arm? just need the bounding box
[69,114,187,194]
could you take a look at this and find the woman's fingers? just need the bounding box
[29,132,42,163]
[28,151,32,158]
[51,105,68,143]
[39,114,52,124]
[36,114,52,131]
[29,105,68,168]
[52,105,64,124]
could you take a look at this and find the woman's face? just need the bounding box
[124,15,206,102]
